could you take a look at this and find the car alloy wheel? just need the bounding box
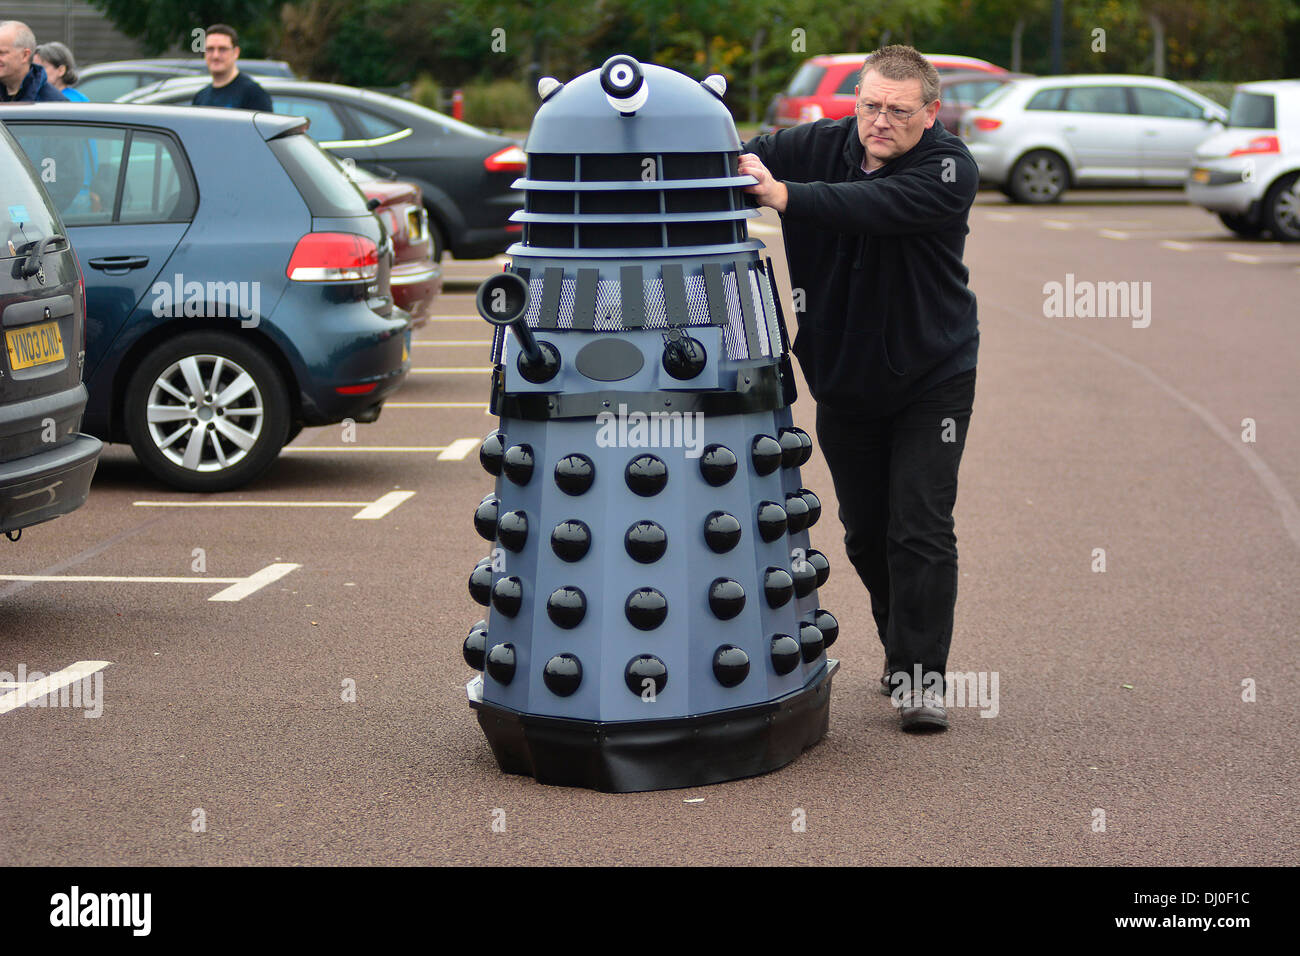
[1263,173,1300,241]
[125,331,290,492]
[1009,150,1067,204]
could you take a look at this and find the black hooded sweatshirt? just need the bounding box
[743,116,978,415]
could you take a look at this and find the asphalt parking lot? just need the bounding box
[1,190,1297,866]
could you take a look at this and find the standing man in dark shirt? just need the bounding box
[0,21,68,102]
[191,24,272,111]
[740,45,979,732]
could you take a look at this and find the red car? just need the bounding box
[765,53,1007,131]
[346,165,441,326]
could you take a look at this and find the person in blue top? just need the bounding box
[34,42,87,102]
[0,21,68,102]
[191,24,272,111]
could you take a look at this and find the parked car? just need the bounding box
[938,70,1031,137]
[75,58,295,103]
[0,123,101,537]
[0,103,411,492]
[961,74,1228,203]
[1187,80,1300,240]
[766,52,1006,131]
[343,163,441,324]
[120,76,525,260]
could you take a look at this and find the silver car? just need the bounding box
[963,74,1227,202]
[1186,80,1300,240]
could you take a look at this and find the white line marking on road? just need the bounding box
[748,223,781,235]
[0,563,299,601]
[385,401,489,408]
[352,490,417,519]
[437,438,480,461]
[1100,229,1130,239]
[410,367,493,374]
[984,212,1016,221]
[413,340,492,346]
[207,563,301,602]
[1161,240,1194,250]
[1227,252,1262,263]
[0,661,111,715]
[281,446,452,452]
[134,491,415,520]
[1043,220,1074,230]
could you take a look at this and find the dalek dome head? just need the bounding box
[528,56,736,155]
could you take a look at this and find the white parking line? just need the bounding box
[0,562,299,601]
[386,401,488,408]
[437,438,480,461]
[413,340,492,346]
[983,212,1016,221]
[1043,220,1074,230]
[410,367,493,374]
[133,490,415,520]
[1161,240,1195,250]
[0,661,111,716]
[282,445,457,453]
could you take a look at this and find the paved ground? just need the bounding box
[2,190,1296,866]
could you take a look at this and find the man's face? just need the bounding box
[854,69,939,170]
[0,28,33,87]
[203,33,238,79]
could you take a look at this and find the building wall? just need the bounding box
[7,0,185,66]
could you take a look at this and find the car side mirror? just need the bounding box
[366,197,381,211]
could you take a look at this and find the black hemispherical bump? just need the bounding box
[497,510,528,552]
[547,586,587,629]
[795,428,813,465]
[800,489,822,528]
[698,444,738,487]
[751,434,782,476]
[473,494,499,541]
[799,622,825,663]
[703,511,742,554]
[479,430,505,476]
[464,620,488,670]
[543,653,583,696]
[814,608,839,649]
[756,501,788,543]
[468,560,493,606]
[625,454,668,496]
[708,578,746,620]
[661,334,707,380]
[625,588,668,630]
[791,558,818,599]
[778,429,802,468]
[491,576,523,617]
[551,519,591,562]
[554,453,595,495]
[502,443,535,485]
[770,634,801,675]
[712,645,750,687]
[485,642,516,684]
[763,567,795,608]
[784,492,811,533]
[625,520,667,563]
[625,655,668,696]
[807,549,830,587]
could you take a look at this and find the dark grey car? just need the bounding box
[0,123,100,538]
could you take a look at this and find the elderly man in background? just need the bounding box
[0,21,68,102]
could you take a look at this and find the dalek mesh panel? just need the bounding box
[465,56,839,793]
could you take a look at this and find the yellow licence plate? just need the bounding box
[5,320,65,370]
[1191,168,1210,184]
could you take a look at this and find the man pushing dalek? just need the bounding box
[463,54,839,792]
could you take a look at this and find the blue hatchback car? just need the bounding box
[0,103,411,492]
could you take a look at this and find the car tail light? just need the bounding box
[485,146,527,172]
[335,383,377,395]
[1229,135,1280,156]
[286,232,378,282]
[973,117,1002,131]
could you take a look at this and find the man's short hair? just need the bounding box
[36,41,78,84]
[859,45,940,105]
[205,24,238,47]
[0,20,38,53]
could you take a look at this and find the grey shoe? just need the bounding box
[898,689,949,732]
[880,664,892,696]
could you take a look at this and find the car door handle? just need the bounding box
[87,255,150,272]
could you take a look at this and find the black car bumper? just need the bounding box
[0,434,102,534]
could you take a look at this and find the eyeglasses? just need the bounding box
[204,46,234,55]
[855,100,933,126]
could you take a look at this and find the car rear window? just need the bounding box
[1229,91,1276,129]
[0,128,63,260]
[1025,87,1066,111]
[267,131,370,217]
[785,63,826,98]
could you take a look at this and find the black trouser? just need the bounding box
[814,369,975,692]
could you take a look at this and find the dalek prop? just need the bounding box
[464,55,839,792]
